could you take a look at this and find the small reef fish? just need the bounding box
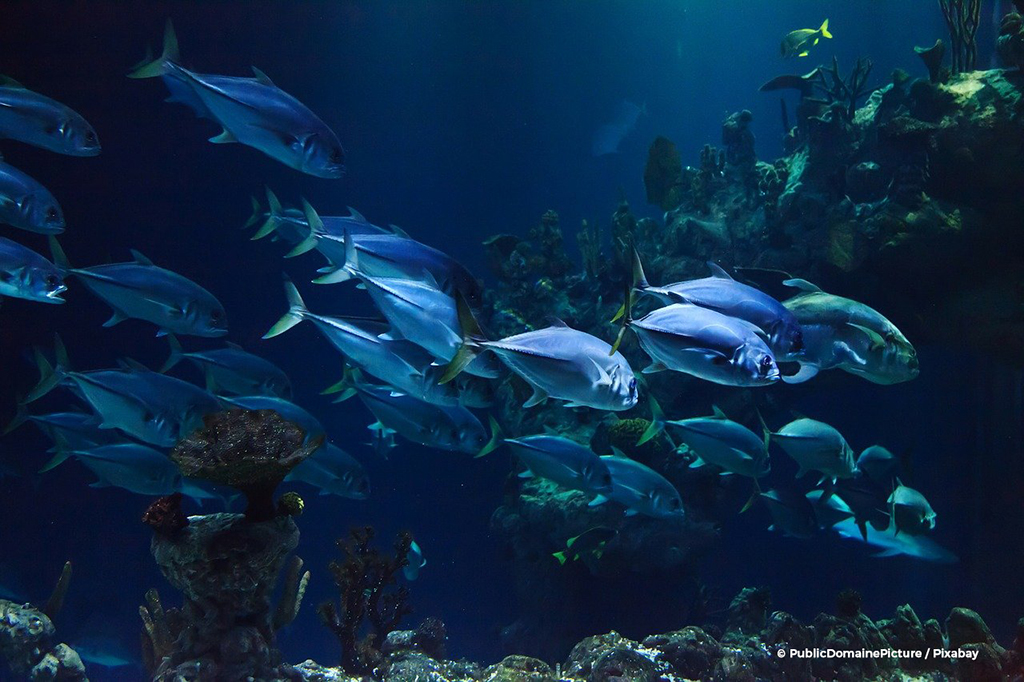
[26,346,221,448]
[888,483,937,536]
[161,335,292,398]
[0,75,100,156]
[50,239,227,337]
[616,291,779,387]
[69,443,180,496]
[553,526,618,567]
[781,279,918,385]
[760,488,818,539]
[0,160,65,233]
[444,297,638,411]
[286,443,370,500]
[832,517,957,563]
[129,22,345,178]
[781,19,832,58]
[264,280,462,406]
[345,377,499,456]
[594,454,685,518]
[592,100,645,157]
[403,540,427,581]
[291,204,484,306]
[628,251,804,359]
[0,237,66,303]
[505,435,614,496]
[771,417,856,484]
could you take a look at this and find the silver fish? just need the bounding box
[161,334,291,398]
[248,190,390,242]
[505,435,614,495]
[772,417,856,484]
[806,489,855,528]
[0,160,65,233]
[0,237,65,303]
[781,279,918,384]
[4,408,123,472]
[71,443,180,496]
[888,483,937,536]
[129,22,344,178]
[444,298,637,411]
[0,75,100,156]
[760,488,817,539]
[832,518,956,563]
[51,239,227,337]
[618,299,778,387]
[286,443,369,500]
[856,445,901,482]
[264,280,461,406]
[593,454,684,518]
[629,251,804,359]
[664,406,770,479]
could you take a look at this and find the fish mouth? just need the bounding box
[45,286,67,303]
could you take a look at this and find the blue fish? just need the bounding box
[832,517,957,563]
[290,204,483,306]
[50,239,227,337]
[26,345,221,448]
[591,100,645,157]
[505,435,613,496]
[0,75,100,156]
[760,487,818,539]
[248,190,391,243]
[5,407,124,472]
[161,334,291,398]
[403,540,427,581]
[129,22,344,178]
[0,236,65,303]
[0,160,65,233]
[286,443,370,500]
[629,252,804,359]
[662,405,770,479]
[69,443,180,496]
[593,454,685,519]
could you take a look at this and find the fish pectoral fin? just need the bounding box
[624,508,639,517]
[781,362,819,384]
[846,323,886,350]
[799,51,809,57]
[209,128,238,144]
[523,386,548,408]
[102,310,128,328]
[642,361,668,374]
[588,494,608,507]
[517,468,534,479]
[688,457,707,469]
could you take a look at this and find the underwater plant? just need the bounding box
[318,526,415,674]
[938,0,982,73]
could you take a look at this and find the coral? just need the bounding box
[835,588,863,619]
[642,136,683,210]
[998,11,1024,70]
[915,39,949,84]
[575,219,603,281]
[318,526,414,675]
[724,587,771,640]
[940,0,982,73]
[142,492,189,537]
[0,564,85,681]
[170,408,321,522]
[609,200,638,265]
[527,210,573,278]
[273,557,311,631]
[381,617,447,660]
[808,56,874,121]
[143,513,304,680]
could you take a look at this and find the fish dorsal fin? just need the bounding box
[225,341,243,351]
[129,249,154,266]
[707,262,734,280]
[711,405,728,419]
[547,316,570,328]
[118,357,149,371]
[0,75,25,89]
[251,66,274,86]
[389,223,412,239]
[783,278,822,293]
[610,445,627,458]
[346,206,367,223]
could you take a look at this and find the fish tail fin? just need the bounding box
[283,198,324,258]
[611,248,647,323]
[740,478,762,514]
[24,336,69,404]
[475,415,503,458]
[263,277,308,339]
[38,434,73,474]
[159,334,185,373]
[3,401,29,435]
[610,277,634,355]
[819,19,832,39]
[48,236,71,271]
[439,292,485,384]
[324,365,360,403]
[128,19,180,79]
[637,394,665,445]
[244,195,263,230]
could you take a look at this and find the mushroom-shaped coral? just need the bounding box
[170,409,322,522]
[914,40,947,84]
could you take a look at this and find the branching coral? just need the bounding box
[807,57,874,121]
[939,0,982,73]
[576,219,603,281]
[318,526,414,675]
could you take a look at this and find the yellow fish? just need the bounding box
[781,19,832,58]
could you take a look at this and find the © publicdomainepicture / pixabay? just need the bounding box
[1,1,1023,681]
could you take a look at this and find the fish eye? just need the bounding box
[330,148,343,164]
[46,207,59,221]
[210,309,223,322]
[45,274,60,289]
[85,130,96,142]
[760,356,774,373]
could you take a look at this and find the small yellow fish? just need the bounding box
[781,19,832,58]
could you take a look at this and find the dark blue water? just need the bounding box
[1,2,1021,680]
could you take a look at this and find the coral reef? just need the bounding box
[317,526,415,675]
[170,408,322,521]
[285,588,1024,681]
[998,10,1024,70]
[0,563,86,681]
